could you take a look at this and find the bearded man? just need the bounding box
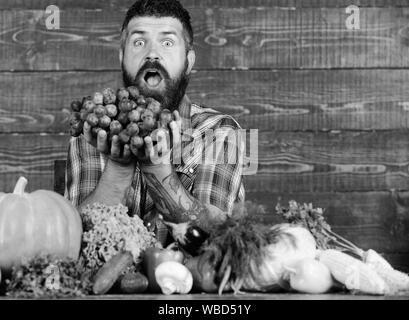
[65,0,245,249]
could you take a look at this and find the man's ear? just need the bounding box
[186,49,196,74]
[119,48,123,65]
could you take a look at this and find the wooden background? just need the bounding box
[1,0,409,269]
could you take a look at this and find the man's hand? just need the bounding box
[139,110,182,166]
[83,122,133,165]
[79,122,136,210]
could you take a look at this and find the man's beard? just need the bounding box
[122,59,190,112]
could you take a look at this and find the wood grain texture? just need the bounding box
[2,7,409,70]
[1,0,409,9]
[0,134,69,192]
[2,69,409,133]
[246,130,409,193]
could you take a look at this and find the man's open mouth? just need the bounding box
[143,69,163,88]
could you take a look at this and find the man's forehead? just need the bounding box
[127,16,184,35]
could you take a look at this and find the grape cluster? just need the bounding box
[69,86,173,154]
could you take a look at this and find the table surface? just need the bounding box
[1,293,409,300]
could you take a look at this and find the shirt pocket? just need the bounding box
[175,163,198,192]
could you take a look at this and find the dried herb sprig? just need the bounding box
[275,200,364,258]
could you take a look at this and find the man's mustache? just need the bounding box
[135,60,170,82]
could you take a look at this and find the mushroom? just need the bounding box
[154,261,193,295]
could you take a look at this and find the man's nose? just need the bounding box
[145,43,161,61]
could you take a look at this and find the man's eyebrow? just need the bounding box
[129,30,146,36]
[160,31,178,36]
[128,30,178,37]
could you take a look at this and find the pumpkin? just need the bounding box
[0,177,82,271]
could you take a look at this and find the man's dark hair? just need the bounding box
[120,0,194,51]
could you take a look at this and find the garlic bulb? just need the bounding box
[155,261,193,295]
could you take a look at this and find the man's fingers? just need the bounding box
[97,130,108,153]
[111,135,121,158]
[173,110,181,123]
[83,122,96,147]
[144,136,154,159]
[123,143,131,160]
[169,121,181,146]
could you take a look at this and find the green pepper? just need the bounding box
[142,245,184,292]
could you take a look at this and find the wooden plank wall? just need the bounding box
[1,0,409,269]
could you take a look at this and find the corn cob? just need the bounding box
[363,249,409,294]
[318,249,386,295]
[370,265,409,295]
[363,249,393,270]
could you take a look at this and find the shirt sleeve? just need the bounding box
[64,136,103,208]
[191,117,245,214]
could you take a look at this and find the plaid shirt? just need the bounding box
[65,95,245,243]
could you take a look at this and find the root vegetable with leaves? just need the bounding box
[276,200,409,294]
[183,202,318,295]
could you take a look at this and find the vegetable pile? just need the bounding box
[183,202,318,295]
[275,201,409,295]
[69,87,173,155]
[80,203,158,271]
[1,177,408,297]
[5,255,92,298]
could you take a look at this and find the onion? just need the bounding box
[285,258,334,294]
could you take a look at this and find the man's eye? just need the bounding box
[162,40,174,47]
[133,40,145,47]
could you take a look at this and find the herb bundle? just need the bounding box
[275,200,364,258]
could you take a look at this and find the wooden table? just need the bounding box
[1,293,408,300]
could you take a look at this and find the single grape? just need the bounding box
[109,120,123,135]
[130,135,144,149]
[129,100,137,110]
[117,87,130,101]
[86,113,99,127]
[127,86,140,100]
[117,112,130,126]
[69,112,81,124]
[82,95,93,106]
[94,105,107,118]
[146,98,161,117]
[137,96,146,106]
[126,122,139,136]
[102,88,117,105]
[128,109,141,123]
[105,104,118,118]
[99,115,111,129]
[83,100,96,113]
[136,105,146,115]
[80,109,89,121]
[118,98,133,113]
[70,100,82,112]
[93,92,104,105]
[141,109,154,122]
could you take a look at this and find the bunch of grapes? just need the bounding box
[69,86,173,154]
